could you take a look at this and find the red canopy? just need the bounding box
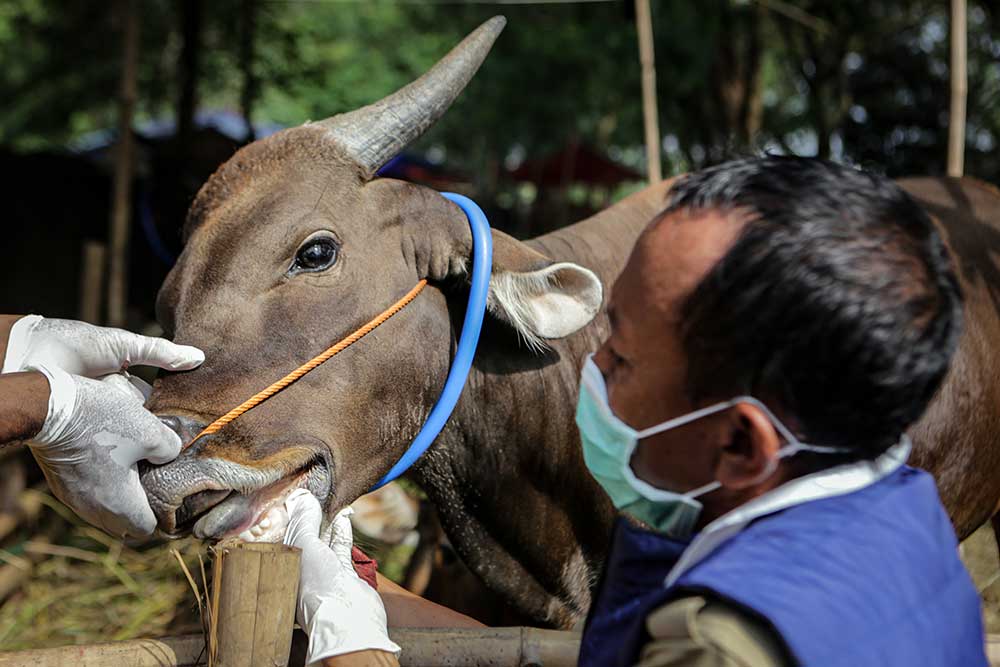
[509,143,641,187]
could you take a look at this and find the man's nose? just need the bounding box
[158,415,207,445]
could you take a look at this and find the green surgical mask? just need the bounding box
[575,354,850,538]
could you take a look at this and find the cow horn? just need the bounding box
[318,16,506,178]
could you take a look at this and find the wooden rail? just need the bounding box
[0,537,991,666]
[0,627,582,667]
[2,629,999,666]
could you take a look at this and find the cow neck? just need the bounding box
[370,192,493,489]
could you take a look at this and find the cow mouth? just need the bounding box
[141,451,332,540]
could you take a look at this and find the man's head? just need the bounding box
[594,156,962,521]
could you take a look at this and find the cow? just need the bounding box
[142,16,1000,628]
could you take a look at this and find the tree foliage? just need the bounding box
[0,0,997,182]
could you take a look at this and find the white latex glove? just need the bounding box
[2,315,204,377]
[279,489,400,665]
[27,364,181,538]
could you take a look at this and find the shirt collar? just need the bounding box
[664,435,912,587]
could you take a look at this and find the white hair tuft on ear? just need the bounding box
[487,262,603,351]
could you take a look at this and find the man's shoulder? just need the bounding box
[637,594,792,667]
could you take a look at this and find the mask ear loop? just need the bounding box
[729,396,851,455]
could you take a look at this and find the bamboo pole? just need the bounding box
[78,241,106,324]
[107,0,139,328]
[948,0,967,178]
[0,627,582,667]
[210,541,300,667]
[635,0,662,183]
[0,635,206,667]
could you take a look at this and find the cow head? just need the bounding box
[142,17,603,540]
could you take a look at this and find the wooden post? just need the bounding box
[78,241,106,324]
[948,0,967,178]
[107,0,139,328]
[210,541,301,667]
[635,0,662,183]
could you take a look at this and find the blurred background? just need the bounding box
[0,0,998,649]
[2,0,999,327]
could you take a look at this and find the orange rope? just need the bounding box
[185,280,428,449]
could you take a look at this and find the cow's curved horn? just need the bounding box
[318,16,506,178]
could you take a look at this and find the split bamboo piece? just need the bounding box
[0,627,583,667]
[209,540,301,667]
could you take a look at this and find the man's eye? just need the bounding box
[292,237,339,273]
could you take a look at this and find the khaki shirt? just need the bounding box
[636,595,792,667]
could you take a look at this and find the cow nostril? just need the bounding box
[159,416,183,435]
[156,415,208,445]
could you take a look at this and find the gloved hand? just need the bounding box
[2,315,204,377]
[276,489,400,665]
[27,364,182,538]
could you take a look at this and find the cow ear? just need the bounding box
[485,230,603,348]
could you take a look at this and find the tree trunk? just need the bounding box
[239,0,258,143]
[948,0,967,177]
[634,0,662,182]
[106,0,139,329]
[176,0,202,153]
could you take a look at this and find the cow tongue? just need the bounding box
[193,493,254,540]
[191,472,311,541]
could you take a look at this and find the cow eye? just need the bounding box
[292,236,339,273]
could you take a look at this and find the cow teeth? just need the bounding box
[237,506,290,544]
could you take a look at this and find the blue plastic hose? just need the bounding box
[370,192,493,490]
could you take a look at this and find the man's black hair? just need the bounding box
[666,155,963,461]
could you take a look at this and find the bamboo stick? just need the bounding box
[78,241,106,325]
[635,0,662,183]
[0,627,583,667]
[107,0,139,328]
[948,0,967,178]
[210,541,300,667]
[0,634,206,667]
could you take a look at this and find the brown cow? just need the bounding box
[142,17,1000,628]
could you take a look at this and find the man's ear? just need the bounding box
[485,230,603,348]
[716,403,783,490]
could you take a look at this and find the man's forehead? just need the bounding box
[613,207,746,320]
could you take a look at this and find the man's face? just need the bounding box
[592,206,744,492]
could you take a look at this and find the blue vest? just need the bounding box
[580,466,986,667]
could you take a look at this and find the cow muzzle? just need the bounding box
[142,417,331,539]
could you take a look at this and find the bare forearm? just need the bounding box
[0,371,49,444]
[377,573,485,628]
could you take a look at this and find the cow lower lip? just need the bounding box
[190,469,311,540]
[161,454,327,541]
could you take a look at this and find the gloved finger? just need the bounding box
[99,372,146,404]
[47,468,157,539]
[124,408,183,465]
[143,421,183,465]
[328,507,355,564]
[114,475,159,539]
[319,505,352,545]
[118,332,205,372]
[283,489,323,547]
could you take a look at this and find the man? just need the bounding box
[573,156,985,666]
[273,156,986,666]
